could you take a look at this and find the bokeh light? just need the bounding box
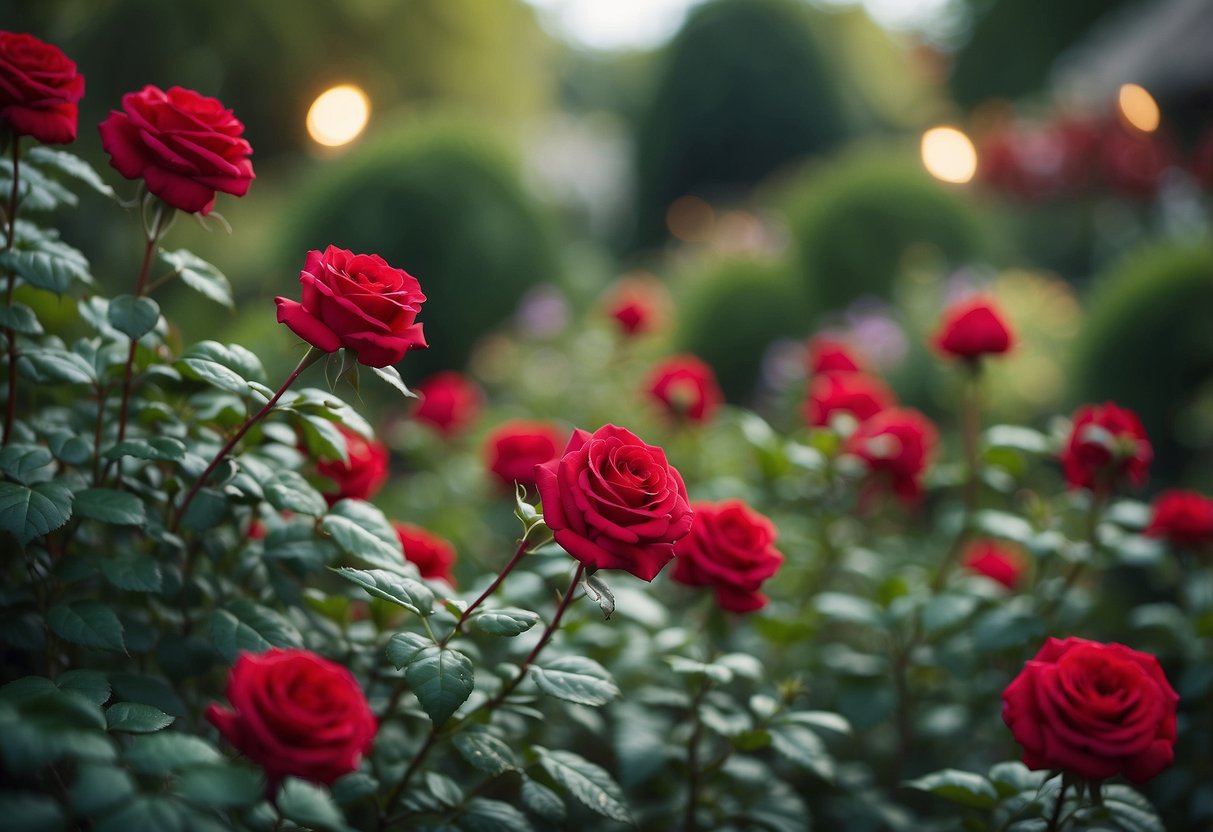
[306,84,371,148]
[1117,83,1160,133]
[920,126,978,184]
[666,195,715,242]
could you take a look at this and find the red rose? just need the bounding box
[672,499,783,613]
[317,425,389,505]
[1146,489,1213,548]
[484,420,564,490]
[1002,637,1178,784]
[1060,402,1151,494]
[806,335,862,375]
[845,407,937,503]
[413,372,481,438]
[932,296,1015,360]
[962,538,1026,589]
[275,246,427,368]
[1099,122,1171,199]
[98,85,253,214]
[804,372,894,428]
[535,424,693,581]
[0,32,84,145]
[393,522,456,584]
[645,354,723,424]
[206,648,377,786]
[605,278,666,337]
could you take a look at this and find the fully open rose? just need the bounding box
[0,31,84,145]
[1002,637,1178,783]
[845,407,938,503]
[206,648,377,786]
[276,245,427,368]
[535,424,693,581]
[672,499,783,613]
[98,85,253,214]
[804,371,893,428]
[1059,402,1151,493]
[394,521,457,584]
[645,354,723,424]
[1146,489,1213,548]
[413,371,482,438]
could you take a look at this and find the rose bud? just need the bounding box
[535,424,693,581]
[845,407,938,503]
[1002,637,1178,784]
[961,538,1026,589]
[275,246,427,368]
[1145,489,1213,548]
[0,31,85,145]
[206,648,377,786]
[806,335,862,375]
[672,499,783,613]
[645,354,723,425]
[317,424,390,505]
[484,420,564,490]
[932,295,1014,360]
[99,85,253,214]
[1059,402,1151,494]
[393,522,456,584]
[803,372,894,428]
[413,371,482,438]
[605,278,667,337]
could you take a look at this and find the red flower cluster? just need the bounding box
[0,31,84,145]
[394,522,457,584]
[484,420,564,490]
[932,296,1014,361]
[961,538,1026,589]
[1002,637,1178,784]
[803,372,893,428]
[413,371,481,438]
[318,425,390,505]
[645,354,723,425]
[672,499,783,613]
[1059,402,1152,493]
[1146,490,1213,548]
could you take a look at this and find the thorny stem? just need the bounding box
[170,347,321,532]
[3,136,21,446]
[439,537,531,647]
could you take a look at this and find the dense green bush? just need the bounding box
[275,121,562,380]
[673,256,811,402]
[632,0,848,249]
[1073,241,1213,483]
[782,148,987,317]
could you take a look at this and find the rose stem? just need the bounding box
[170,346,321,532]
[931,361,983,591]
[109,203,172,485]
[1041,494,1105,619]
[438,536,531,647]
[1046,780,1068,832]
[683,672,712,832]
[3,136,21,446]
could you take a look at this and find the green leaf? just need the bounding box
[102,437,187,462]
[387,635,474,726]
[0,791,68,832]
[985,425,1050,454]
[386,631,431,667]
[0,444,53,484]
[0,481,73,544]
[93,795,186,832]
[453,728,520,776]
[70,762,135,815]
[264,469,328,517]
[1097,784,1165,832]
[330,772,379,805]
[176,763,265,809]
[107,295,160,340]
[667,656,733,684]
[209,601,303,662]
[332,567,434,616]
[0,301,43,334]
[988,761,1046,797]
[124,732,222,774]
[277,778,354,832]
[176,341,254,395]
[56,670,111,707]
[530,656,620,707]
[72,488,145,526]
[18,347,96,385]
[0,238,93,294]
[472,607,540,637]
[904,768,999,808]
[321,500,406,571]
[460,798,534,832]
[973,510,1034,545]
[27,146,117,198]
[770,724,835,782]
[780,710,852,737]
[813,592,884,627]
[581,573,615,621]
[106,702,174,733]
[369,364,415,397]
[47,601,125,653]
[47,430,91,465]
[159,249,233,308]
[921,593,979,635]
[520,778,566,824]
[534,747,632,824]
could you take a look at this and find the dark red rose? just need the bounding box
[393,522,456,584]
[804,372,894,428]
[484,420,564,490]
[845,407,937,503]
[1146,490,1213,548]
[806,335,862,375]
[206,648,377,786]
[1099,122,1171,199]
[413,372,481,438]
[645,355,723,424]
[0,31,84,145]
[605,279,666,337]
[1002,637,1178,784]
[932,296,1014,360]
[276,246,427,368]
[672,499,783,613]
[962,538,1026,589]
[317,425,389,505]
[535,424,693,581]
[1060,402,1151,494]
[98,85,253,214]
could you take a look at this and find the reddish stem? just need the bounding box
[439,537,531,647]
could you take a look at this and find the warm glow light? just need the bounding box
[306,85,370,148]
[666,195,715,242]
[921,126,977,184]
[1118,83,1160,133]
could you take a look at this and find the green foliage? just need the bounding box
[632,0,848,248]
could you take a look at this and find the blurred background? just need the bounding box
[6,0,1213,488]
